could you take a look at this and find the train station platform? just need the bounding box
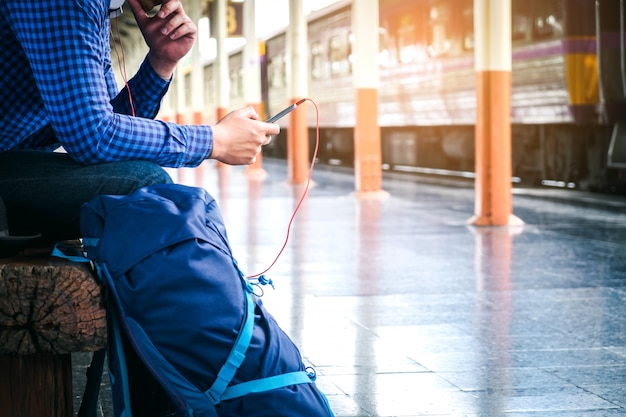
[72,159,626,417]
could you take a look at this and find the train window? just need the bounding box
[381,4,429,64]
[512,1,532,41]
[228,70,236,98]
[397,15,422,63]
[168,77,178,112]
[203,66,214,103]
[311,41,324,80]
[229,68,242,98]
[532,0,563,39]
[348,32,354,75]
[462,5,474,51]
[184,72,192,107]
[328,34,350,77]
[268,54,286,88]
[428,5,451,56]
[237,68,243,97]
[378,28,391,66]
[231,67,244,97]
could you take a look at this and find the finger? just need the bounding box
[242,106,259,120]
[127,0,149,24]
[165,18,196,39]
[157,0,183,19]
[266,122,280,136]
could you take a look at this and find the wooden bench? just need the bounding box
[0,245,107,417]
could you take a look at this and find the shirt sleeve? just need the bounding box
[4,0,212,167]
[109,58,164,118]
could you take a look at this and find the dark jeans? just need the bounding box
[0,149,177,416]
[0,149,173,242]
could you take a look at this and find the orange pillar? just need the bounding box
[190,0,203,126]
[287,0,309,184]
[213,0,229,169]
[353,0,383,193]
[174,55,186,124]
[215,107,227,122]
[214,0,229,125]
[175,71,185,124]
[243,0,265,178]
[287,98,308,183]
[192,111,203,125]
[470,0,521,226]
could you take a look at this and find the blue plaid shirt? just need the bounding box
[0,0,212,167]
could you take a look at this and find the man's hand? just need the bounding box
[210,107,281,165]
[127,0,196,80]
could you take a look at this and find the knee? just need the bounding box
[106,161,173,196]
[136,162,173,187]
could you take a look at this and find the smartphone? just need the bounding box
[265,99,305,123]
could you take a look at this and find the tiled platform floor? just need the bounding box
[73,160,626,416]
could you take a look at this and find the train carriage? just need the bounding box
[209,0,626,192]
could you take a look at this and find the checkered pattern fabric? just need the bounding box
[0,0,211,167]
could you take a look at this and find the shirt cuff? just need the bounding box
[134,57,171,98]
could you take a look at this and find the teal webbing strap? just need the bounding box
[82,237,99,249]
[99,263,134,417]
[220,371,315,402]
[204,263,317,405]
[205,284,256,403]
[51,242,90,263]
[109,295,134,417]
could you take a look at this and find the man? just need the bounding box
[0,0,278,415]
[0,0,278,243]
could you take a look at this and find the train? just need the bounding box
[199,0,626,193]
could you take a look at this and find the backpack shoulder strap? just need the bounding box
[221,370,316,402]
[207,271,316,405]
[205,279,256,403]
[52,243,109,417]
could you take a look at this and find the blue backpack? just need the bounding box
[60,184,334,417]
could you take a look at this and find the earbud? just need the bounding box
[109,0,125,18]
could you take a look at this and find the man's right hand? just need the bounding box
[127,0,196,80]
[210,107,280,165]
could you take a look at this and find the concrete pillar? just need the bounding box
[243,0,265,176]
[189,0,204,125]
[175,66,186,124]
[287,0,309,184]
[352,0,382,194]
[159,89,172,122]
[214,0,229,122]
[470,0,521,226]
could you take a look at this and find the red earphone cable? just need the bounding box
[110,13,315,280]
[111,16,136,116]
[247,98,319,279]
